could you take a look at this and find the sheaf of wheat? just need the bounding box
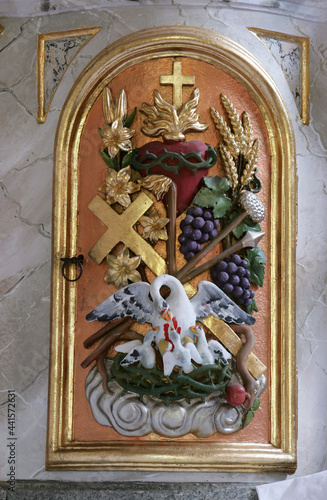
[211,94,259,191]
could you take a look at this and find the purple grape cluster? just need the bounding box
[179,206,219,261]
[211,254,254,308]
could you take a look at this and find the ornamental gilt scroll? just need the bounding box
[48,26,297,472]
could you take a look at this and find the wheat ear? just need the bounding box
[240,140,259,190]
[220,94,244,143]
[210,107,240,156]
[242,112,254,156]
[219,144,238,191]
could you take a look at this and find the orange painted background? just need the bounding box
[74,56,271,444]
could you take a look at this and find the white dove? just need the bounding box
[190,325,231,365]
[115,328,157,369]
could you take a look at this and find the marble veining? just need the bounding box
[44,36,90,110]
[259,36,302,117]
[1,0,327,22]
[0,2,326,486]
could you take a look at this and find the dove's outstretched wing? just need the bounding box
[86,282,154,323]
[190,281,255,325]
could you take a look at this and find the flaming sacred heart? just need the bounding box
[131,140,217,216]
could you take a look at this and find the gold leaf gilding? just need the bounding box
[139,212,169,244]
[139,175,172,200]
[105,165,140,208]
[103,87,127,124]
[101,119,135,158]
[141,88,208,142]
[104,246,142,289]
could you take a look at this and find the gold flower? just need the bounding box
[101,118,135,158]
[103,87,127,125]
[105,165,140,208]
[140,211,169,244]
[104,246,142,289]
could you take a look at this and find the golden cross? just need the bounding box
[88,192,167,276]
[160,61,195,109]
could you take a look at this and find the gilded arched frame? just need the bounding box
[48,26,297,472]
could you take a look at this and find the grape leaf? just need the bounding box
[246,247,267,287]
[203,176,230,192]
[246,297,259,315]
[229,211,262,239]
[194,176,232,218]
[243,409,255,428]
[194,189,218,207]
[212,197,232,219]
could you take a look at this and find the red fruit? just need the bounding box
[131,140,217,215]
[225,384,246,406]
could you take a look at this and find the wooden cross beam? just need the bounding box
[88,192,167,276]
[160,61,195,109]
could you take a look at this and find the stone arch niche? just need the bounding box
[47,26,296,472]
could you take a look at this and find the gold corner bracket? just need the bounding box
[37,26,102,124]
[248,27,310,125]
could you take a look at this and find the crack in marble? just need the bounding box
[30,467,46,479]
[298,344,319,380]
[106,12,115,43]
[204,6,239,34]
[0,19,31,54]
[0,181,51,239]
[171,0,188,22]
[298,126,327,158]
[317,177,327,194]
[0,337,14,356]
[296,152,312,158]
[0,259,49,302]
[0,389,29,407]
[0,88,34,117]
[1,372,10,384]
[109,11,139,34]
[208,0,325,23]
[0,274,25,302]
[8,52,37,91]
[0,368,48,410]
[319,47,327,73]
[311,53,326,89]
[13,153,54,172]
[2,1,327,21]
[302,296,327,338]
[315,361,327,378]
[20,367,48,402]
[70,55,93,81]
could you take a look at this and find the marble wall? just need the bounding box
[0,0,327,486]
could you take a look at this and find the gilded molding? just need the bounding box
[248,27,310,125]
[48,25,297,472]
[37,26,101,124]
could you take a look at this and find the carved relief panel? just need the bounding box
[47,26,297,472]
